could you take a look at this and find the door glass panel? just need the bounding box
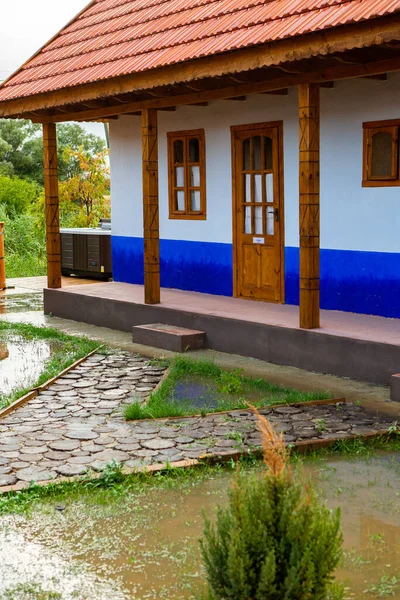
[244,174,251,202]
[174,140,184,164]
[255,206,263,235]
[190,190,201,211]
[244,206,252,234]
[266,173,274,203]
[243,139,251,170]
[253,136,261,170]
[190,165,200,187]
[254,174,262,202]
[175,166,184,187]
[264,137,273,170]
[266,206,274,235]
[176,191,185,211]
[189,138,200,163]
[371,132,394,177]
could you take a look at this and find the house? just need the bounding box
[1,0,400,384]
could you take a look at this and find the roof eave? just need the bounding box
[1,15,400,120]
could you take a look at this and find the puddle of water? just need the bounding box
[0,334,59,398]
[172,375,285,409]
[1,452,399,599]
[0,293,43,315]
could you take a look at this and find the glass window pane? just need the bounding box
[176,191,185,211]
[190,165,200,187]
[266,207,274,235]
[255,206,263,235]
[174,140,184,164]
[266,173,273,203]
[243,139,250,170]
[189,138,200,163]
[244,174,251,203]
[244,206,252,234]
[264,137,272,170]
[254,174,262,202]
[190,190,201,211]
[371,131,394,177]
[175,166,184,188]
[253,136,261,170]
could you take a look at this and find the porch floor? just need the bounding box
[44,281,400,385]
[49,281,400,346]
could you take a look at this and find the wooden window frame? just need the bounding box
[167,129,206,219]
[363,119,400,187]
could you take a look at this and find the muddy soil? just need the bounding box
[0,452,399,599]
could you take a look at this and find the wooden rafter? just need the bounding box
[23,52,400,124]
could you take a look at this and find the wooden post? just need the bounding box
[43,122,61,289]
[298,83,320,329]
[142,108,160,304]
[0,222,6,291]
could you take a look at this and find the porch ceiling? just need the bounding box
[1,15,400,122]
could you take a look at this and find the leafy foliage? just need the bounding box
[0,119,106,185]
[0,120,108,278]
[200,411,343,599]
[59,147,110,227]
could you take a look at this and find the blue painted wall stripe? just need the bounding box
[112,236,233,296]
[112,236,400,319]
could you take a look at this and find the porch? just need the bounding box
[44,282,400,385]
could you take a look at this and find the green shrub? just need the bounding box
[200,412,343,599]
[0,175,40,214]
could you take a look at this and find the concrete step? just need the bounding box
[132,323,206,352]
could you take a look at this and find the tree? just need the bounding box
[0,119,106,185]
[0,176,40,215]
[59,147,110,227]
[200,411,343,599]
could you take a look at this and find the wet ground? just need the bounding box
[0,293,43,315]
[172,375,286,409]
[0,333,60,398]
[0,344,396,490]
[0,452,399,599]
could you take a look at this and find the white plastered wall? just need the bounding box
[110,72,400,253]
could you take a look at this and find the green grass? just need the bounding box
[124,356,331,421]
[5,253,46,278]
[0,321,100,410]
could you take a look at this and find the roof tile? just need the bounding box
[0,0,399,102]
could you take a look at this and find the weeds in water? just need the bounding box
[124,356,331,421]
[364,573,400,596]
[2,582,62,600]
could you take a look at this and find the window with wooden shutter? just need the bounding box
[167,129,206,219]
[363,120,400,186]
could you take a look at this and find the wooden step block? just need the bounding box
[133,323,206,352]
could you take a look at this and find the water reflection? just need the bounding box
[1,453,399,599]
[0,334,53,396]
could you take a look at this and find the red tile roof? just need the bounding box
[1,0,400,102]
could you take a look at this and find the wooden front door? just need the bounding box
[232,123,284,302]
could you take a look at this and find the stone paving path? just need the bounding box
[0,351,395,490]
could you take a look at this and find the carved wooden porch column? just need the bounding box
[142,108,160,304]
[298,83,320,329]
[43,122,62,289]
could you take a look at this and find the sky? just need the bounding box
[0,1,105,137]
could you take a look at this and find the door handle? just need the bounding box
[274,208,280,222]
